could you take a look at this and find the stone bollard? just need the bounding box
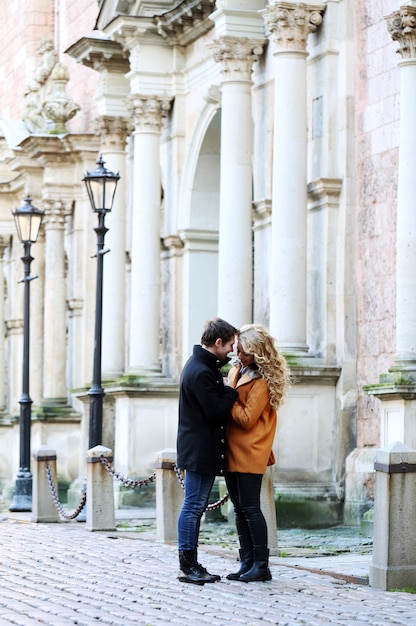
[369,441,416,591]
[261,466,279,556]
[31,446,61,523]
[85,445,116,532]
[155,448,183,542]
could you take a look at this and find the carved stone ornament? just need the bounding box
[386,6,416,59]
[261,2,325,52]
[42,63,81,134]
[23,39,58,133]
[127,95,171,132]
[208,37,264,81]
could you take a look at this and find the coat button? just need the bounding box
[221,438,225,444]
[221,454,225,459]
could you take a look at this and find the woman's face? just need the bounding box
[237,342,255,368]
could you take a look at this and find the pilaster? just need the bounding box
[0,237,10,414]
[252,199,272,328]
[41,199,71,403]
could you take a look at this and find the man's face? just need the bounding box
[213,337,235,361]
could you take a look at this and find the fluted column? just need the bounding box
[42,200,71,401]
[94,116,129,379]
[127,96,170,375]
[386,6,416,372]
[209,37,263,326]
[261,2,324,353]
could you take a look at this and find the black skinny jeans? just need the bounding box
[225,471,268,549]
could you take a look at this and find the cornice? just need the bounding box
[99,1,216,48]
[65,36,130,73]
[155,0,216,45]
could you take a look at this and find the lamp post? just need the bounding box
[83,155,119,448]
[9,195,44,512]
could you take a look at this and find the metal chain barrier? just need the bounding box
[173,463,230,511]
[45,456,228,519]
[45,462,86,520]
[99,455,156,488]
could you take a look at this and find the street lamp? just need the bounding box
[83,155,119,448]
[9,195,44,512]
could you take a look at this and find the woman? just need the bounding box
[224,324,291,582]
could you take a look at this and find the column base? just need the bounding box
[9,474,32,512]
[370,563,416,591]
[365,378,416,447]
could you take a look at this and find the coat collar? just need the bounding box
[235,364,262,386]
[192,344,230,369]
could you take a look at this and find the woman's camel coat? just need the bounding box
[226,365,277,474]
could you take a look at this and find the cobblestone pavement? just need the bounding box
[0,515,415,625]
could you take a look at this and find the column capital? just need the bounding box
[43,199,72,229]
[127,95,171,132]
[208,36,264,81]
[261,2,325,52]
[386,6,416,59]
[6,319,23,335]
[94,116,131,151]
[252,198,272,231]
[0,236,11,257]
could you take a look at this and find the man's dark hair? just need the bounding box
[201,317,237,347]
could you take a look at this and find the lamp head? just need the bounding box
[12,195,44,244]
[83,154,120,213]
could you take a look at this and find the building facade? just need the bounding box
[0,0,413,526]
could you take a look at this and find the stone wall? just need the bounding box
[354,0,399,448]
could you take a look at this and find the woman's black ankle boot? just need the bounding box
[239,547,272,582]
[226,548,253,580]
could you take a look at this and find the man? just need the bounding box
[176,317,239,584]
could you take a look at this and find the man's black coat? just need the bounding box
[176,345,238,475]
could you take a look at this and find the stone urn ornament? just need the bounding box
[42,62,80,134]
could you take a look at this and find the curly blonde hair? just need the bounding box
[238,324,291,409]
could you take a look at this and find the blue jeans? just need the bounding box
[177,470,215,550]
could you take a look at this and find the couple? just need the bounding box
[176,317,290,585]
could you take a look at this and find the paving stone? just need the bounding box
[0,515,415,625]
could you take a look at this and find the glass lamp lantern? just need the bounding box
[12,195,44,244]
[83,155,120,213]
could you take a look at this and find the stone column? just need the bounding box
[209,37,263,327]
[42,200,71,403]
[261,2,324,352]
[386,6,416,375]
[94,116,129,379]
[126,96,170,375]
